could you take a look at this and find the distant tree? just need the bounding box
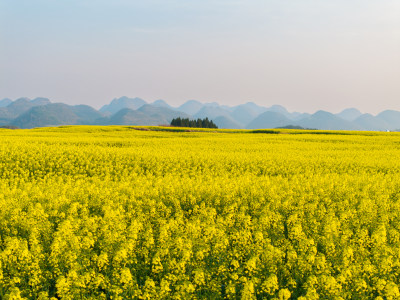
[170,117,218,129]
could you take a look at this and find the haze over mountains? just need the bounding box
[1,96,400,131]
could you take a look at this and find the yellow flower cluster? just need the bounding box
[0,126,400,299]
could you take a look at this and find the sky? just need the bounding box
[1,0,399,113]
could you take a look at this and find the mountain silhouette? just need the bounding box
[296,111,362,130]
[177,100,204,115]
[0,98,12,107]
[353,114,390,131]
[376,110,400,130]
[214,116,243,129]
[100,97,146,114]
[336,108,363,121]
[2,96,400,131]
[246,111,292,129]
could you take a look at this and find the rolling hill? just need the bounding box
[2,96,400,131]
[353,114,390,131]
[138,104,190,124]
[0,98,12,107]
[213,116,243,129]
[12,104,80,128]
[194,106,231,120]
[102,108,159,126]
[336,108,363,121]
[151,99,174,109]
[376,110,400,130]
[296,111,362,130]
[0,97,52,126]
[246,111,293,129]
[100,97,146,114]
[177,100,204,115]
[230,104,260,127]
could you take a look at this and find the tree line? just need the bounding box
[170,117,218,128]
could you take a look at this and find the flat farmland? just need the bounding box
[1,126,400,299]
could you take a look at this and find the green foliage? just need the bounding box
[170,117,218,128]
[0,126,400,299]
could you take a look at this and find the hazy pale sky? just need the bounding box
[1,0,399,113]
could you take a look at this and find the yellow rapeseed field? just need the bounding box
[1,126,400,299]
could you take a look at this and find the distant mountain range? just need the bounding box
[1,96,400,131]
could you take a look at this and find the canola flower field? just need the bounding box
[1,126,400,299]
